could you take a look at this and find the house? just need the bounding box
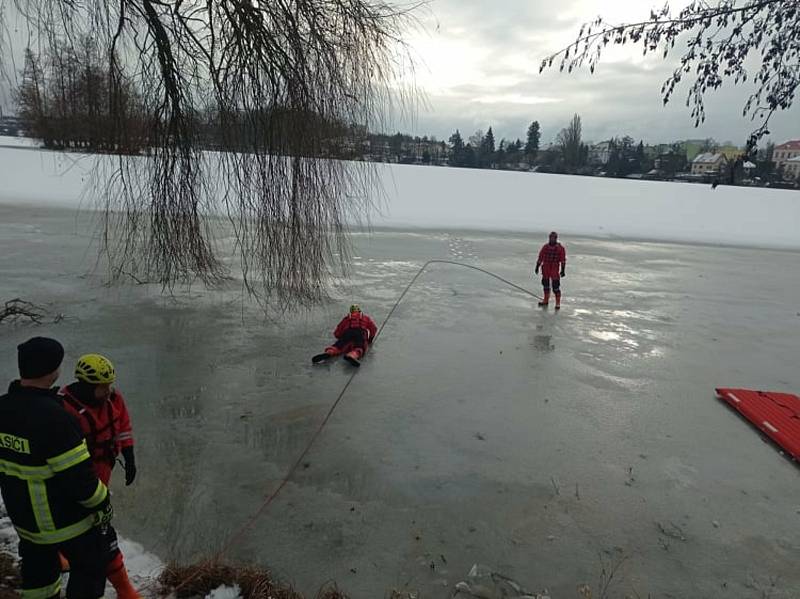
[589,141,612,165]
[774,140,800,178]
[691,152,728,176]
[782,156,800,180]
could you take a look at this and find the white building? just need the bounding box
[774,140,800,179]
[691,152,727,175]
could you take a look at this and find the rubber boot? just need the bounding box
[312,347,339,364]
[344,348,363,368]
[538,290,550,307]
[107,555,141,599]
[554,291,562,310]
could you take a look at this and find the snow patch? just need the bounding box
[0,498,164,595]
[204,584,243,599]
[0,145,799,249]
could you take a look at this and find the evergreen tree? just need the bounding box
[481,127,496,167]
[525,121,540,165]
[448,129,465,167]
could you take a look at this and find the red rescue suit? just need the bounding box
[328,312,378,358]
[537,242,566,279]
[59,387,134,486]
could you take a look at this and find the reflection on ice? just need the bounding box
[590,330,621,341]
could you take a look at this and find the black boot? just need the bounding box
[312,353,332,364]
[343,352,361,368]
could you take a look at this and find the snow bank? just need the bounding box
[0,135,43,149]
[373,164,800,249]
[1,144,799,249]
[0,498,164,597]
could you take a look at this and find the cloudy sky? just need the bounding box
[398,0,800,146]
[1,0,797,147]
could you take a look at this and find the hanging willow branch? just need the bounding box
[8,0,420,306]
[541,0,799,151]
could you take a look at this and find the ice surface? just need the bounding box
[2,152,800,598]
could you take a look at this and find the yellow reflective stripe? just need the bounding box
[15,514,96,545]
[27,480,56,532]
[0,458,53,480]
[46,441,90,472]
[79,480,108,509]
[21,577,61,599]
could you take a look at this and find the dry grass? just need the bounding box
[159,560,350,599]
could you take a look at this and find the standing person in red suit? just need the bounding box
[60,354,140,599]
[312,304,378,367]
[535,231,567,309]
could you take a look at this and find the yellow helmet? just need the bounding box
[75,354,116,384]
[349,304,361,314]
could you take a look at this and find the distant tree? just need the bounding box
[556,114,584,169]
[541,0,799,148]
[449,129,465,166]
[655,144,688,176]
[469,130,484,149]
[496,139,507,168]
[15,50,46,140]
[15,38,145,152]
[481,127,496,167]
[468,129,485,168]
[758,141,775,163]
[701,138,719,153]
[525,121,541,165]
[422,149,431,165]
[391,132,404,160]
[754,140,776,180]
[463,144,477,168]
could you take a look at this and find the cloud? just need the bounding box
[399,0,800,145]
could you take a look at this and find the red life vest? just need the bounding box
[59,387,134,469]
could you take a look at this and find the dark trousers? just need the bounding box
[333,329,368,354]
[541,277,561,293]
[19,526,114,599]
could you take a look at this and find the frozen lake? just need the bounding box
[1,198,799,598]
[1,144,799,597]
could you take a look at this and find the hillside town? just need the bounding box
[333,124,800,190]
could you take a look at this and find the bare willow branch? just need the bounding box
[7,0,420,307]
[541,0,799,151]
[0,299,45,324]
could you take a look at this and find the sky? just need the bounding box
[395,0,800,146]
[1,0,798,148]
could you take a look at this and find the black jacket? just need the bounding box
[0,381,108,545]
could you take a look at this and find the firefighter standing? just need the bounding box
[535,231,567,309]
[60,354,139,599]
[0,337,113,599]
[312,304,378,367]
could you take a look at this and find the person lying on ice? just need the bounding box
[59,353,141,599]
[535,231,567,309]
[312,304,378,367]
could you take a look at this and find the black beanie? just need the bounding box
[17,337,64,379]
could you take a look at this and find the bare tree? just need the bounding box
[5,1,419,306]
[556,113,583,168]
[540,0,799,150]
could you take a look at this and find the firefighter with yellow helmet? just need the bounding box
[60,353,140,599]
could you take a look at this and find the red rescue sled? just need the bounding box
[715,388,800,461]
